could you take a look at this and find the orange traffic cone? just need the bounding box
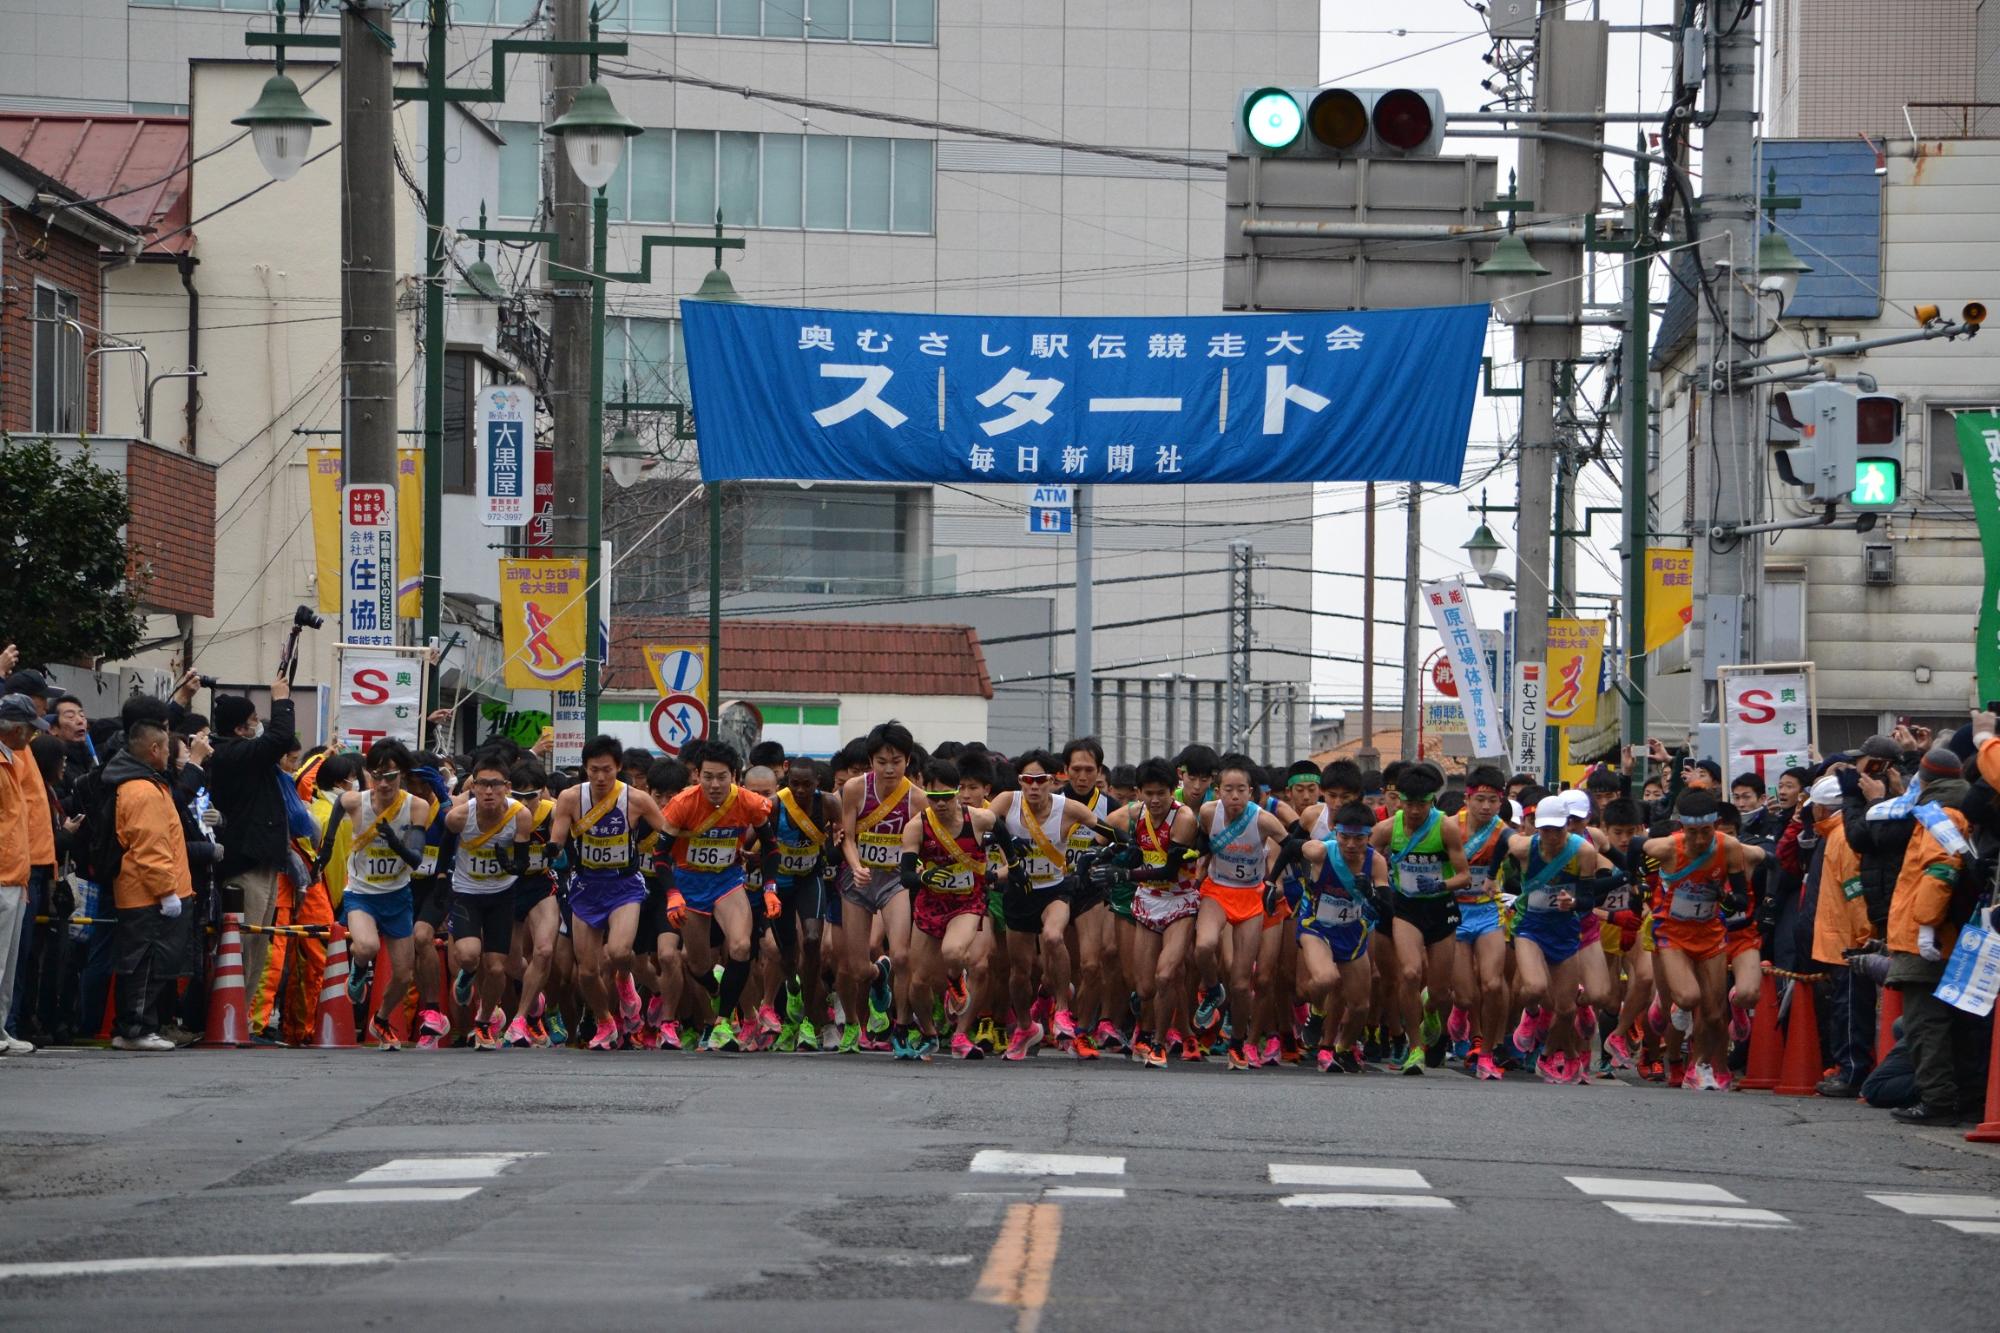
[1875,984,1903,1068]
[1738,970,1784,1091]
[1966,1002,2000,1144]
[314,924,357,1049]
[1773,976,1824,1096]
[201,913,251,1047]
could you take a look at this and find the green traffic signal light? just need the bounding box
[1851,458,1900,507]
[1244,88,1303,151]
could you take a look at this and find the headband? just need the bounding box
[1286,774,1319,787]
[1677,812,1720,827]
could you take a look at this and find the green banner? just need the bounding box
[1957,411,2000,704]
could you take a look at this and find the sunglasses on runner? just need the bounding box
[470,777,508,790]
[923,789,959,800]
[1017,774,1053,785]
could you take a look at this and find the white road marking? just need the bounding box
[1567,1176,1744,1204]
[0,1253,395,1281]
[1939,1220,2000,1236]
[349,1154,539,1184]
[1867,1193,2000,1219]
[970,1151,1125,1177]
[1044,1186,1125,1200]
[1278,1193,1456,1210]
[1602,1202,1791,1229]
[293,1186,482,1206]
[1270,1165,1429,1190]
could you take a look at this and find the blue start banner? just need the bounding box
[681,301,1489,486]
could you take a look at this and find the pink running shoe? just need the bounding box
[1537,1050,1570,1084]
[659,1020,683,1051]
[1260,1036,1282,1066]
[758,1003,783,1036]
[1729,1003,1753,1044]
[618,975,642,1024]
[1646,1000,1668,1035]
[645,994,666,1027]
[951,1032,981,1060]
[1513,1007,1543,1053]
[1604,1029,1638,1070]
[1475,1053,1504,1081]
[1683,1060,1712,1090]
[504,1016,534,1048]
[859,1031,891,1053]
[1575,1005,1598,1037]
[1243,1041,1264,1070]
[1030,995,1054,1030]
[1711,1065,1734,1091]
[1446,1006,1472,1044]
[1094,1020,1125,1052]
[587,1021,620,1051]
[1051,1009,1078,1043]
[1003,1022,1045,1061]
[415,1008,449,1050]
[1316,1047,1336,1073]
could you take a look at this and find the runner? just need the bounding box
[1254,766,1311,1066]
[1504,800,1600,1084]
[549,736,671,1050]
[504,757,564,1048]
[406,755,457,1049]
[1448,765,1513,1080]
[1096,758,1199,1067]
[320,739,434,1050]
[837,722,927,1057]
[900,757,998,1060]
[443,750,535,1050]
[1058,736,1119,1057]
[957,749,1009,1056]
[1597,796,1654,1072]
[1642,790,1753,1090]
[658,740,778,1052]
[638,758,693,1050]
[769,756,836,1052]
[1369,764,1471,1075]
[989,749,1109,1060]
[1191,752,1304,1071]
[1296,801,1387,1073]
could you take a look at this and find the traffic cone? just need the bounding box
[1966,1004,2000,1144]
[201,913,251,1047]
[314,925,357,1049]
[1738,970,1784,1091]
[1875,983,1903,1067]
[1773,976,1824,1096]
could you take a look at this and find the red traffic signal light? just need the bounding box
[1856,394,1901,446]
[1372,89,1436,152]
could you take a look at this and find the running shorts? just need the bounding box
[1391,893,1460,947]
[1002,878,1071,934]
[1654,917,1726,962]
[915,887,985,940]
[343,887,414,941]
[448,890,514,953]
[1725,928,1759,962]
[412,876,451,932]
[1199,878,1265,926]
[1133,882,1199,932]
[569,873,646,932]
[841,866,907,914]
[1514,912,1582,966]
[1106,872,1138,922]
[1298,918,1371,964]
[1455,900,1503,942]
[512,875,556,924]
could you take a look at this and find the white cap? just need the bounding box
[1534,803,1570,829]
[1509,799,1525,825]
[1561,789,1594,822]
[1809,775,1843,807]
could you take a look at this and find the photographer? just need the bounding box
[207,674,296,1005]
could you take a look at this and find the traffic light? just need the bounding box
[1770,383,1903,506]
[1237,87,1445,158]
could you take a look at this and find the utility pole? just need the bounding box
[1621,145,1653,755]
[1689,0,1761,736]
[418,0,448,702]
[1075,484,1093,737]
[1511,8,1605,779]
[1228,539,1252,751]
[1358,484,1380,769]
[340,1,399,503]
[1399,484,1422,763]
[549,0,595,733]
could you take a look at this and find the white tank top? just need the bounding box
[346,789,420,894]
[1006,795,1069,889]
[453,800,523,896]
[1206,801,1267,888]
[1310,804,1331,839]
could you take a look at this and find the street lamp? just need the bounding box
[545,81,640,191]
[450,205,506,343]
[233,72,329,182]
[1755,226,1811,310]
[1476,229,1549,325]
[1461,521,1504,579]
[603,422,648,489]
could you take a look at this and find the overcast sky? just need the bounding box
[1307,0,1686,719]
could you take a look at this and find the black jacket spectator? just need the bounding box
[206,697,296,879]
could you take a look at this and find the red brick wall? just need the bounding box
[1,203,102,436]
[125,439,216,617]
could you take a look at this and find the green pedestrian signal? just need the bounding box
[1850,458,1900,507]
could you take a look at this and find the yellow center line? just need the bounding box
[972,1200,1063,1333]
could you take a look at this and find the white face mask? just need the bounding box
[245,721,264,740]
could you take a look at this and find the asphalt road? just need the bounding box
[4,1047,1998,1331]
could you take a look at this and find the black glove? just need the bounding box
[919,864,961,892]
[1088,859,1129,892]
[1262,881,1283,915]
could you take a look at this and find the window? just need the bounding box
[605,317,688,406]
[734,484,928,595]
[1926,403,2000,494]
[496,120,540,219]
[134,0,334,9]
[488,0,935,43]
[32,284,83,436]
[603,129,931,234]
[442,352,476,496]
[1758,566,1807,663]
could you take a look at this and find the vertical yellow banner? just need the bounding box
[1544,618,1607,728]
[498,557,587,689]
[309,447,422,617]
[1643,546,1694,654]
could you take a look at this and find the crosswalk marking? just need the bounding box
[293,1186,482,1206]
[1044,1186,1126,1200]
[1279,1193,1456,1210]
[1940,1220,2000,1236]
[1567,1176,1744,1204]
[350,1154,539,1184]
[1269,1165,1429,1190]
[1602,1202,1792,1229]
[970,1151,1126,1177]
[1867,1193,2000,1219]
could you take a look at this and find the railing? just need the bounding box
[1901,102,2000,140]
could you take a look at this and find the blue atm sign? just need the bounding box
[1027,484,1072,535]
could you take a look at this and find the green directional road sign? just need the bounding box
[1850,458,1900,507]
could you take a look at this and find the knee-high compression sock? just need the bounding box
[717,956,754,1019]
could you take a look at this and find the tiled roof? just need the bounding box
[1652,138,1882,369]
[0,113,192,256]
[608,618,993,699]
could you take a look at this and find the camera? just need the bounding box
[197,674,218,689]
[292,605,325,631]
